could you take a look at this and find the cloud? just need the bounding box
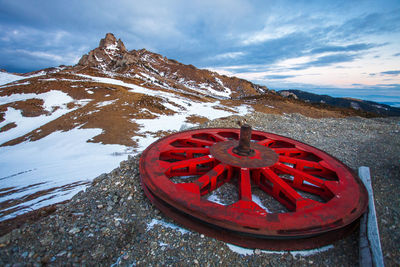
[333,9,400,39]
[15,49,80,64]
[213,52,246,60]
[265,74,295,79]
[375,83,400,88]
[310,43,375,54]
[0,25,87,72]
[290,53,357,70]
[311,53,357,65]
[381,70,400,75]
[223,31,313,66]
[240,25,298,46]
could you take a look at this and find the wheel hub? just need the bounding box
[210,140,278,168]
[210,124,279,168]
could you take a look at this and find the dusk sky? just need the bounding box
[1,0,399,105]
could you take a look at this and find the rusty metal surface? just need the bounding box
[210,140,278,168]
[232,124,254,156]
[140,127,369,249]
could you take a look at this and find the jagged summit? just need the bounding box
[77,33,129,70]
[98,33,127,52]
[77,33,165,74]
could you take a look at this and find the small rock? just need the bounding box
[68,227,81,234]
[57,251,67,257]
[0,233,11,245]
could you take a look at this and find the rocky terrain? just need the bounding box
[0,113,399,266]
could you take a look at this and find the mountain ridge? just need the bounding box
[75,33,268,99]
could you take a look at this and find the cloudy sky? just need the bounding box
[1,0,399,105]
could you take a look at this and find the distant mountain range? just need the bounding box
[278,89,400,116]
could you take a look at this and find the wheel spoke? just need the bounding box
[257,139,274,146]
[195,164,231,194]
[274,162,334,200]
[261,167,302,200]
[209,133,228,142]
[261,167,310,211]
[279,155,322,169]
[239,168,252,202]
[166,155,216,176]
[275,162,325,187]
[271,147,305,155]
[189,137,215,147]
[161,146,210,158]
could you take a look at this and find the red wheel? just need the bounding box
[140,126,368,250]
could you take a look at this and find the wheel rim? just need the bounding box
[140,127,368,248]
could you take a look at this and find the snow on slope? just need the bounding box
[76,73,252,151]
[0,91,77,144]
[0,72,24,86]
[0,71,47,87]
[0,72,252,221]
[0,128,130,221]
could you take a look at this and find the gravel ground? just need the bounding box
[0,112,399,266]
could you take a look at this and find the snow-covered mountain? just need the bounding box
[0,33,379,221]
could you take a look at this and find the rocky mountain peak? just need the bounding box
[99,33,127,53]
[77,33,130,69]
[99,33,117,47]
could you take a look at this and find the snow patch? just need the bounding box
[146,219,190,235]
[252,194,271,212]
[95,100,117,107]
[227,244,334,256]
[0,71,47,86]
[39,78,58,82]
[206,193,226,205]
[0,72,24,86]
[0,81,31,89]
[226,244,256,256]
[290,245,334,257]
[199,83,231,98]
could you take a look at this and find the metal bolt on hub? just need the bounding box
[140,125,368,250]
[232,124,254,156]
